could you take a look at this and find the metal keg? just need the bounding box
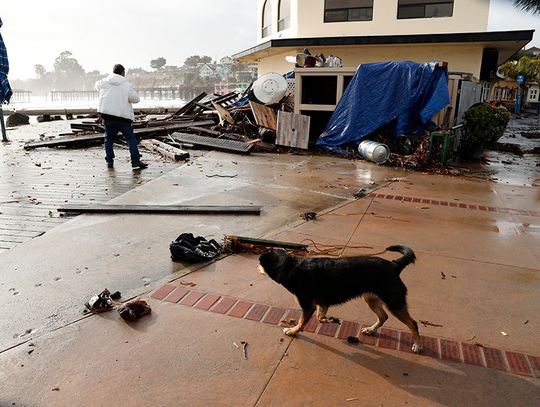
[358,140,390,164]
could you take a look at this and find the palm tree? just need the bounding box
[514,0,540,14]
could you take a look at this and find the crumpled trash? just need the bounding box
[118,300,152,322]
[169,233,221,263]
[85,289,114,313]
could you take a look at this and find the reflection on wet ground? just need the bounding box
[451,114,539,187]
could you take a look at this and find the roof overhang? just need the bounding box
[233,30,534,66]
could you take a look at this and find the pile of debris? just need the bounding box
[23,82,309,160]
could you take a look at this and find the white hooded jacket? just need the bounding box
[95,74,140,121]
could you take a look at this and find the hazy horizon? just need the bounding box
[1,0,539,80]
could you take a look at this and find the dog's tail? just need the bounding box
[386,245,416,275]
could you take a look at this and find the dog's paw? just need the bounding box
[360,327,377,336]
[412,343,423,354]
[283,328,297,336]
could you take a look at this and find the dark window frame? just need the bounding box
[397,1,454,19]
[324,0,374,23]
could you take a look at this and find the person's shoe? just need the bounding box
[132,162,148,170]
[106,162,114,169]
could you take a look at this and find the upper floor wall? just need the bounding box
[257,0,491,43]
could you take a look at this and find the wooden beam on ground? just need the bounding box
[249,101,277,131]
[57,204,262,216]
[226,236,308,250]
[140,139,190,161]
[23,120,215,150]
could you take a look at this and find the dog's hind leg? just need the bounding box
[316,305,341,324]
[360,293,388,336]
[390,307,423,354]
[284,302,315,336]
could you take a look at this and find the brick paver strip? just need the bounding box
[151,284,177,301]
[280,309,301,327]
[245,304,269,321]
[337,321,359,340]
[194,293,221,310]
[263,307,286,325]
[368,194,538,218]
[211,297,237,314]
[483,347,507,371]
[152,284,539,377]
[527,355,540,378]
[440,339,462,362]
[399,332,415,354]
[461,343,484,367]
[505,351,532,377]
[163,287,190,303]
[303,316,319,333]
[359,325,377,346]
[421,336,441,359]
[318,322,339,337]
[228,300,253,318]
[378,328,399,350]
[178,291,206,307]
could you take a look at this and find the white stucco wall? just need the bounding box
[257,0,491,43]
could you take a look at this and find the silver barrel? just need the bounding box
[358,140,390,164]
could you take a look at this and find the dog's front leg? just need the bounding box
[284,304,315,336]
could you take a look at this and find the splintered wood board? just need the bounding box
[276,111,310,149]
[249,101,277,131]
[212,101,235,125]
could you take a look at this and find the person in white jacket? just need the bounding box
[95,64,147,170]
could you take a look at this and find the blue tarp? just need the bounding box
[0,18,13,104]
[317,61,449,150]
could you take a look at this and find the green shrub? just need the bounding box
[462,103,511,149]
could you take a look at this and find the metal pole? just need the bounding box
[0,106,7,142]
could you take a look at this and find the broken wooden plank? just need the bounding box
[70,122,104,132]
[57,204,261,216]
[140,139,190,161]
[187,126,221,137]
[276,111,310,149]
[24,121,216,150]
[212,101,235,126]
[172,132,253,154]
[249,101,277,131]
[173,92,207,116]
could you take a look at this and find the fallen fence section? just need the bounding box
[57,204,262,216]
[172,132,253,154]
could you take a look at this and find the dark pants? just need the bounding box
[103,120,141,165]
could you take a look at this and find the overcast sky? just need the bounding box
[1,0,538,80]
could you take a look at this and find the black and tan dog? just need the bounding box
[258,245,423,353]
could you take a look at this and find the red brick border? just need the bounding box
[152,285,538,378]
[367,193,539,218]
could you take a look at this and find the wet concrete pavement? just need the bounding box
[0,119,539,406]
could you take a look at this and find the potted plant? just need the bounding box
[460,103,511,159]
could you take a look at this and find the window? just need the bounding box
[262,0,272,37]
[324,0,373,23]
[397,0,454,19]
[278,0,290,31]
